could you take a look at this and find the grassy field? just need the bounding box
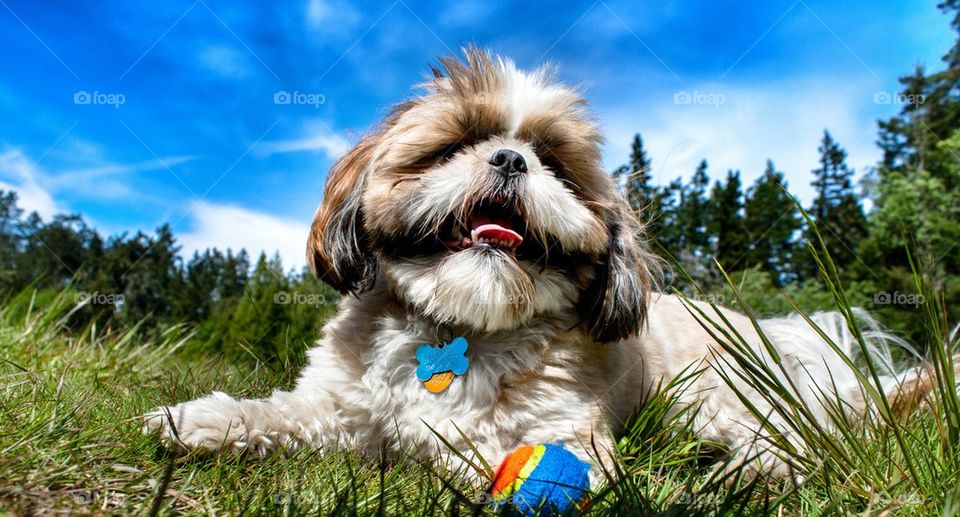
[0,271,959,516]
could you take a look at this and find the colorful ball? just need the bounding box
[488,443,591,515]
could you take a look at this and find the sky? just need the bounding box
[0,0,954,271]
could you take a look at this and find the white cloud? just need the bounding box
[304,0,360,34]
[178,201,310,271]
[599,78,880,204]
[306,0,333,27]
[197,45,252,79]
[0,149,60,219]
[258,121,350,159]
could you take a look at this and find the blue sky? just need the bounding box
[0,0,953,270]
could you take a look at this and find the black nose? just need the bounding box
[488,149,527,177]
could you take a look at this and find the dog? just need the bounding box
[144,49,926,485]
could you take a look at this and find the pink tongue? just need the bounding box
[474,223,522,243]
[471,214,523,244]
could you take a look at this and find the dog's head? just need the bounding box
[307,49,656,342]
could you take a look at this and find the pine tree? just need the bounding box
[0,191,23,288]
[678,160,711,257]
[744,160,801,284]
[707,170,749,271]
[653,178,684,258]
[613,134,656,213]
[878,1,960,185]
[804,131,867,275]
[222,252,290,363]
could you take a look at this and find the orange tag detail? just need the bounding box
[422,371,454,393]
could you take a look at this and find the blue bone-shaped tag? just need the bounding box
[416,336,469,381]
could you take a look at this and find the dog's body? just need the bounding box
[145,50,917,482]
[146,290,889,479]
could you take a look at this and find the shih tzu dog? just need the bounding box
[144,49,925,484]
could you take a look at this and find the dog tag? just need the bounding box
[416,337,469,393]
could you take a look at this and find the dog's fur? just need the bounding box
[144,50,924,482]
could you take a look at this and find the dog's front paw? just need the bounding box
[142,392,271,456]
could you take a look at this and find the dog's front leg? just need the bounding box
[142,386,347,457]
[143,341,361,457]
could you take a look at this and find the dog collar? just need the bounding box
[416,336,469,393]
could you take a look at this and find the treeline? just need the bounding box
[0,196,338,364]
[616,0,960,342]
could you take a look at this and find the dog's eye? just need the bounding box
[418,142,465,167]
[437,142,465,162]
[537,149,567,176]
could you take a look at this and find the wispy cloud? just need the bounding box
[196,44,252,79]
[0,148,59,219]
[257,121,350,158]
[0,145,201,218]
[50,155,200,200]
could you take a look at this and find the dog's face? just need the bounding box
[308,50,655,342]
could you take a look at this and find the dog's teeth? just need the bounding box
[506,239,514,248]
[471,229,478,242]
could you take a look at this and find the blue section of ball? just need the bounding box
[509,444,591,516]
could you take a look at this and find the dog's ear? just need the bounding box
[578,203,656,343]
[307,136,379,294]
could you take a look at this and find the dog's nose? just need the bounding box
[488,149,527,177]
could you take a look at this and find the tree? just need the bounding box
[0,191,23,288]
[677,160,711,257]
[221,252,291,363]
[878,1,960,186]
[707,170,749,271]
[613,134,656,214]
[652,178,684,259]
[743,160,801,285]
[804,131,868,276]
[871,130,960,285]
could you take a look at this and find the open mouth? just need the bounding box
[444,199,525,254]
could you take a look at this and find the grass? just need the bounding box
[0,244,958,515]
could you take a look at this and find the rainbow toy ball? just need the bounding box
[488,443,591,516]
